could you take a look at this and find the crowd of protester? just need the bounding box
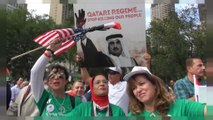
[6,38,208,118]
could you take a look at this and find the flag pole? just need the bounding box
[10,32,83,61]
[10,46,44,61]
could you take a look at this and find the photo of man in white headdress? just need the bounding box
[74,1,146,67]
[105,33,138,66]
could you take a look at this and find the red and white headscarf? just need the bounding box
[90,78,109,107]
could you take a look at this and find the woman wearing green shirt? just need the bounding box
[30,39,82,116]
[123,66,206,117]
[71,73,125,116]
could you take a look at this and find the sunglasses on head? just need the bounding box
[108,70,119,75]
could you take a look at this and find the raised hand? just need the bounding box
[75,9,86,29]
[75,53,86,67]
[47,38,64,52]
[75,54,83,62]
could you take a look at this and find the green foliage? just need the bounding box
[0,8,6,67]
[147,6,206,83]
[5,4,77,80]
[6,8,57,79]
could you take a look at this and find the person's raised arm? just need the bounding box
[30,39,63,102]
[81,67,92,85]
[75,54,92,85]
[30,52,50,102]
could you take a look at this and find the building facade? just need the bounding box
[49,0,73,25]
[151,0,178,20]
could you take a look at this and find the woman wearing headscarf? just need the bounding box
[124,66,206,117]
[71,73,125,116]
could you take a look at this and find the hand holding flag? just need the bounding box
[33,22,122,56]
[34,28,77,56]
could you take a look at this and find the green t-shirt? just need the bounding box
[70,102,126,116]
[35,90,82,116]
[128,99,205,117]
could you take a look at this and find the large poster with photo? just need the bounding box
[74,0,146,67]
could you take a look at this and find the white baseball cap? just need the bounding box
[105,67,122,74]
[123,66,152,81]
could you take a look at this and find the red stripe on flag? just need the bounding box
[67,28,74,36]
[34,28,77,55]
[57,29,67,38]
[40,33,59,47]
[34,31,59,47]
[54,39,76,55]
[62,29,69,37]
[56,28,73,39]
[34,31,51,42]
[38,32,58,45]
[34,30,55,43]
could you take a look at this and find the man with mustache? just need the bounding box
[106,34,138,66]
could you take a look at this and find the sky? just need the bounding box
[25,0,205,16]
[145,4,151,28]
[26,1,152,27]
[26,0,50,16]
[25,0,204,28]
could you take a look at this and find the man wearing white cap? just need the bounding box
[104,67,129,115]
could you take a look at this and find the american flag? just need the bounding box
[33,22,121,56]
[33,28,77,56]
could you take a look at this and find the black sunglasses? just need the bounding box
[108,70,119,75]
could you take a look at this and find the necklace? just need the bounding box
[150,112,156,117]
[52,94,66,113]
[92,102,110,116]
[145,110,157,117]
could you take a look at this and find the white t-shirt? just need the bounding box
[108,81,129,115]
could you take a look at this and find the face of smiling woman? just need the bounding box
[132,75,156,105]
[93,75,108,96]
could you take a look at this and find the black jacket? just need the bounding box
[81,38,114,67]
